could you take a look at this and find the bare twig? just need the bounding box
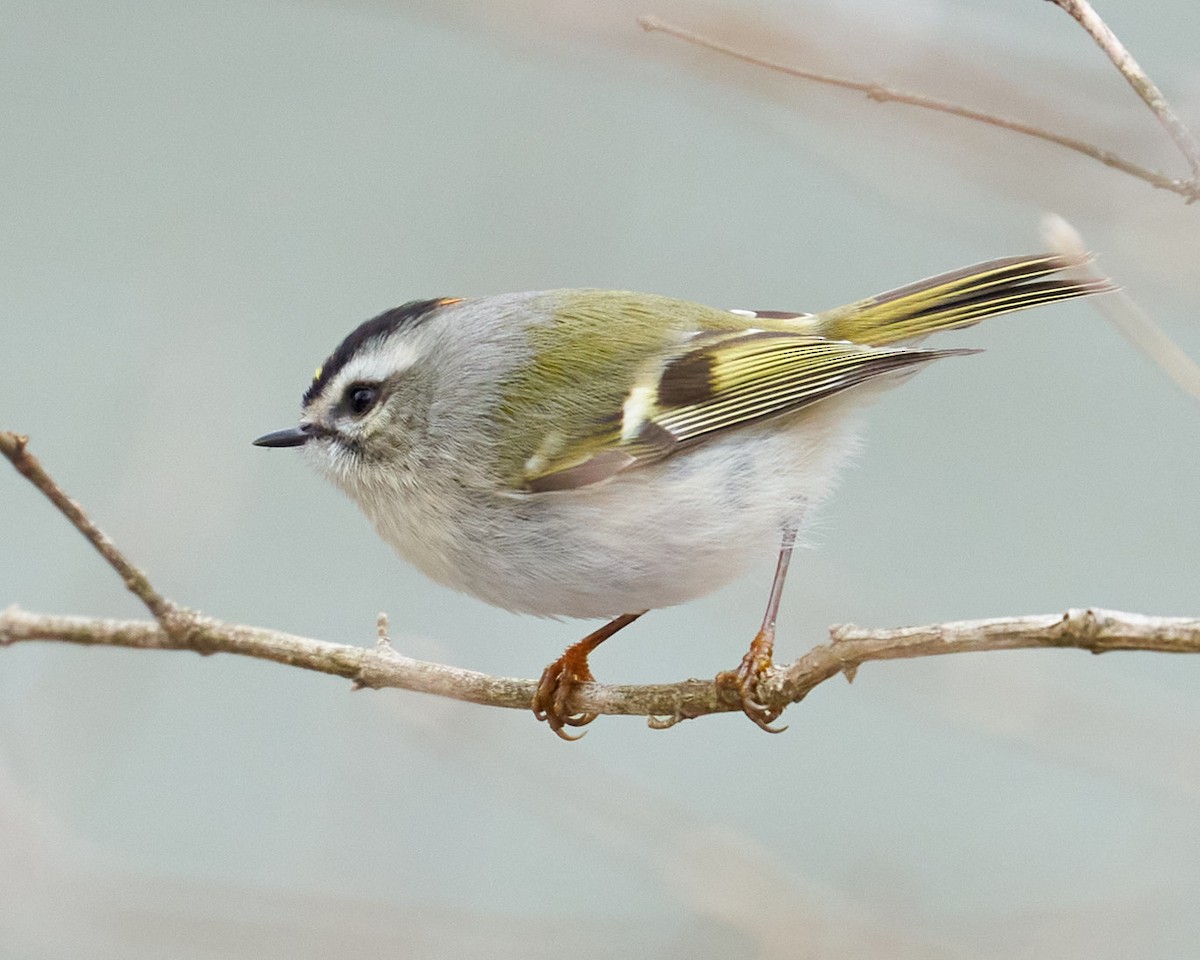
[638,14,1200,202]
[0,433,176,622]
[0,606,539,709]
[3,605,1199,727]
[1048,0,1200,183]
[4,430,1200,731]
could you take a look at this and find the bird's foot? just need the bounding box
[531,613,644,741]
[532,648,598,741]
[715,629,787,733]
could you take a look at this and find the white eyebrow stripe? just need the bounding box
[335,339,422,387]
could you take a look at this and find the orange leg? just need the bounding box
[533,612,644,740]
[716,527,797,732]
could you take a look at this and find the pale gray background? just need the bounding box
[3,0,1200,957]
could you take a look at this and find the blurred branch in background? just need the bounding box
[641,0,1200,202]
[378,0,1200,287]
[1043,213,1200,400]
[5,431,1200,734]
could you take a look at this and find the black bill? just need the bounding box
[252,426,309,448]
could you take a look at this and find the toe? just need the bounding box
[716,648,787,733]
[532,658,597,739]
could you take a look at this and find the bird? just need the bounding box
[253,252,1113,738]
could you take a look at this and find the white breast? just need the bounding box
[350,398,863,619]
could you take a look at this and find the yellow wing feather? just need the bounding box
[522,333,967,492]
[516,254,1114,492]
[814,253,1113,345]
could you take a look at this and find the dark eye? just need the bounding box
[346,383,379,416]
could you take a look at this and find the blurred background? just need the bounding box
[3,0,1200,956]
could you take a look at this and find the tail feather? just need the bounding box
[813,253,1115,346]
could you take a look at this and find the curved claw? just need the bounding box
[531,613,644,741]
[738,693,788,734]
[532,656,598,740]
[716,631,788,733]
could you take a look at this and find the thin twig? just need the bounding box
[3,605,1199,727]
[1048,0,1200,184]
[0,433,177,623]
[0,607,539,710]
[638,14,1200,202]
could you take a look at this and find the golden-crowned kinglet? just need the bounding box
[255,254,1112,738]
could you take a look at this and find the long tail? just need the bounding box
[812,253,1115,346]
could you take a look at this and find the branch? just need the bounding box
[0,606,538,709]
[1048,0,1200,183]
[0,432,175,622]
[4,431,1200,731]
[638,14,1200,202]
[3,604,1199,728]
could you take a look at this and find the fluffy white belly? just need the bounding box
[355,404,861,619]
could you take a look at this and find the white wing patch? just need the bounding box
[620,383,657,442]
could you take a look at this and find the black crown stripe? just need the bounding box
[302,299,451,408]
